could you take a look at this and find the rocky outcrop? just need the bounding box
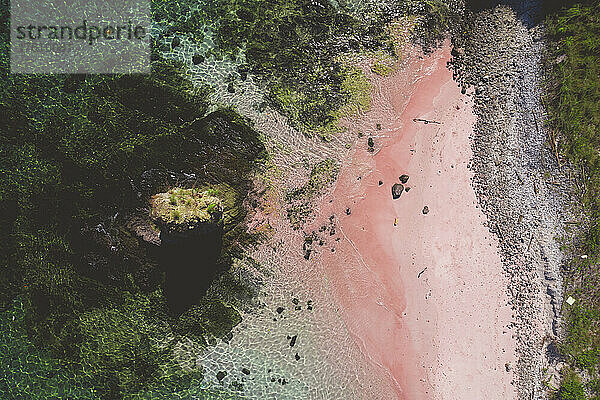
[150,188,225,313]
[150,188,223,238]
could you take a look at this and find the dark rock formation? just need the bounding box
[399,174,410,184]
[150,188,224,313]
[392,183,404,199]
[192,54,205,65]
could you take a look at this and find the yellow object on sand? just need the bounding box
[394,218,398,226]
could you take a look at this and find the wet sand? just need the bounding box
[316,44,517,399]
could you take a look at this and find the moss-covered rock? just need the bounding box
[150,188,222,234]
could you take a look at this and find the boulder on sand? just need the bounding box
[392,183,404,199]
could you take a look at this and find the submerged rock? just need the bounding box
[192,54,205,65]
[392,183,404,199]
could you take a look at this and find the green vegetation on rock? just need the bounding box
[151,188,223,232]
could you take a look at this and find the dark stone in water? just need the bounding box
[276,307,284,314]
[399,174,409,184]
[227,82,235,93]
[290,334,297,347]
[242,368,250,375]
[295,353,300,361]
[368,137,374,148]
[192,54,205,65]
[172,36,181,48]
[392,183,404,199]
[217,371,227,381]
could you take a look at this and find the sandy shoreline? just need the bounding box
[315,44,517,399]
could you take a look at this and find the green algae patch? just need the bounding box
[287,158,339,228]
[150,188,223,233]
[370,50,397,77]
[287,158,339,203]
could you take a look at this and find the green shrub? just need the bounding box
[546,2,600,388]
[557,370,586,400]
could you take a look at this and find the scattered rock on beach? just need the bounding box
[399,174,409,184]
[392,183,404,199]
[422,206,429,214]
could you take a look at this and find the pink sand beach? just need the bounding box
[315,44,517,399]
